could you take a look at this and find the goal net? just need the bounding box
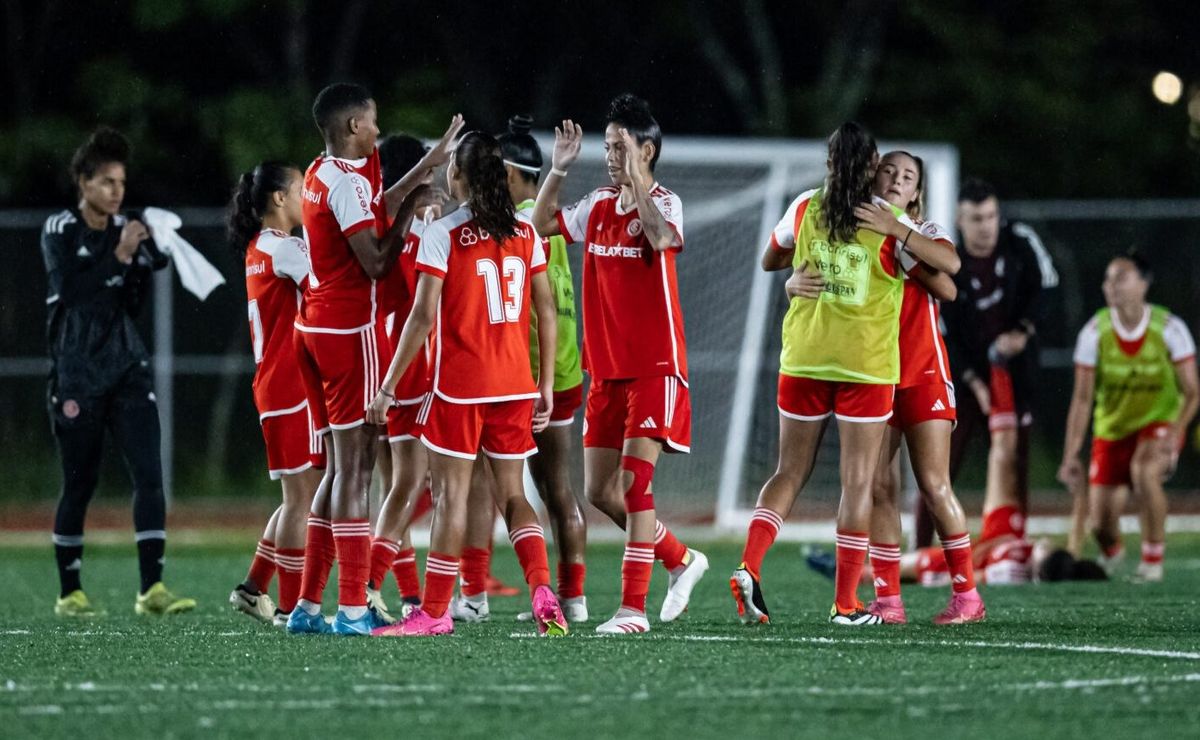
[532,134,960,533]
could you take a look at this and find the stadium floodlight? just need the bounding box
[1152,71,1183,105]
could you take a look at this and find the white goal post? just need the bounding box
[530,133,959,532]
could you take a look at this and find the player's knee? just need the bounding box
[621,455,655,513]
[871,472,896,506]
[916,473,954,507]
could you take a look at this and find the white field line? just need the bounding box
[8,673,1200,716]
[510,632,1200,661]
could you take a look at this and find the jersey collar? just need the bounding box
[1111,305,1151,341]
[615,183,659,216]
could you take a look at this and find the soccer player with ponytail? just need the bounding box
[226,162,326,625]
[533,94,708,635]
[732,122,915,626]
[368,131,567,637]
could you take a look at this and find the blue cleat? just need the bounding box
[332,607,386,636]
[287,606,333,635]
[804,547,837,580]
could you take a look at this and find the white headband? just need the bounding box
[503,159,541,174]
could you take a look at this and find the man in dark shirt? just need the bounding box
[921,179,1058,548]
[43,127,194,617]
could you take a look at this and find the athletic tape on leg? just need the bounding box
[621,455,656,513]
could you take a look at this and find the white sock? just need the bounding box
[340,604,368,620]
[298,599,321,616]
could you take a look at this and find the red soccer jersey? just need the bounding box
[416,207,546,403]
[246,228,309,416]
[297,147,386,333]
[386,219,432,403]
[556,184,687,381]
[897,220,956,389]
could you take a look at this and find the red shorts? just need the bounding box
[260,403,326,479]
[296,322,385,430]
[1089,423,1173,486]
[777,374,894,423]
[582,376,691,453]
[387,393,431,442]
[980,504,1025,544]
[889,382,956,428]
[420,395,537,460]
[988,365,1032,431]
[547,383,584,427]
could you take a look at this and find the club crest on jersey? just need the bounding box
[626,219,643,237]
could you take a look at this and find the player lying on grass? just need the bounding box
[367,131,567,637]
[287,83,458,636]
[532,94,709,635]
[227,161,327,626]
[1058,252,1198,581]
[840,150,983,624]
[734,122,931,626]
[451,115,591,626]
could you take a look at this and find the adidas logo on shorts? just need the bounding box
[640,417,657,429]
[931,399,946,412]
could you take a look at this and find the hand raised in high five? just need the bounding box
[552,119,583,173]
[424,114,466,168]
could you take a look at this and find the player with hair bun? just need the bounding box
[533,94,708,635]
[226,161,327,626]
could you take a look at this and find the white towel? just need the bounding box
[141,207,226,301]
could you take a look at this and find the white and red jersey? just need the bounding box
[245,228,309,417]
[556,184,687,381]
[417,207,546,403]
[385,219,433,404]
[896,220,956,389]
[297,147,386,333]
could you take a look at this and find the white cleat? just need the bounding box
[517,595,589,623]
[1134,562,1163,582]
[271,609,288,629]
[366,588,397,625]
[229,585,275,623]
[1097,547,1125,577]
[660,549,709,622]
[449,593,490,623]
[595,607,650,635]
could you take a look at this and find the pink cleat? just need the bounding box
[531,585,568,637]
[933,589,986,625]
[370,606,454,637]
[866,596,907,624]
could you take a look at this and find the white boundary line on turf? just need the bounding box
[509,632,1200,661]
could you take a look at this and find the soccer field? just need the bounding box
[3,538,1199,739]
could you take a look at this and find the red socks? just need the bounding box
[423,552,459,618]
[392,547,421,600]
[331,519,370,608]
[1142,541,1164,565]
[509,524,551,593]
[941,532,977,593]
[368,537,400,590]
[299,516,335,605]
[246,538,276,594]
[835,530,869,612]
[653,520,688,571]
[868,542,901,599]
[741,507,782,579]
[460,546,491,598]
[275,547,304,613]
[558,562,586,599]
[620,542,655,613]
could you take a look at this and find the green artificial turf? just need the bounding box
[2,537,1198,739]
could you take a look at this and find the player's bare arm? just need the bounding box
[531,271,557,433]
[619,128,679,252]
[856,202,961,275]
[367,272,443,425]
[1058,364,1096,486]
[910,264,957,302]
[1168,357,1199,475]
[531,120,582,237]
[761,240,794,271]
[383,114,465,217]
[347,184,433,279]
